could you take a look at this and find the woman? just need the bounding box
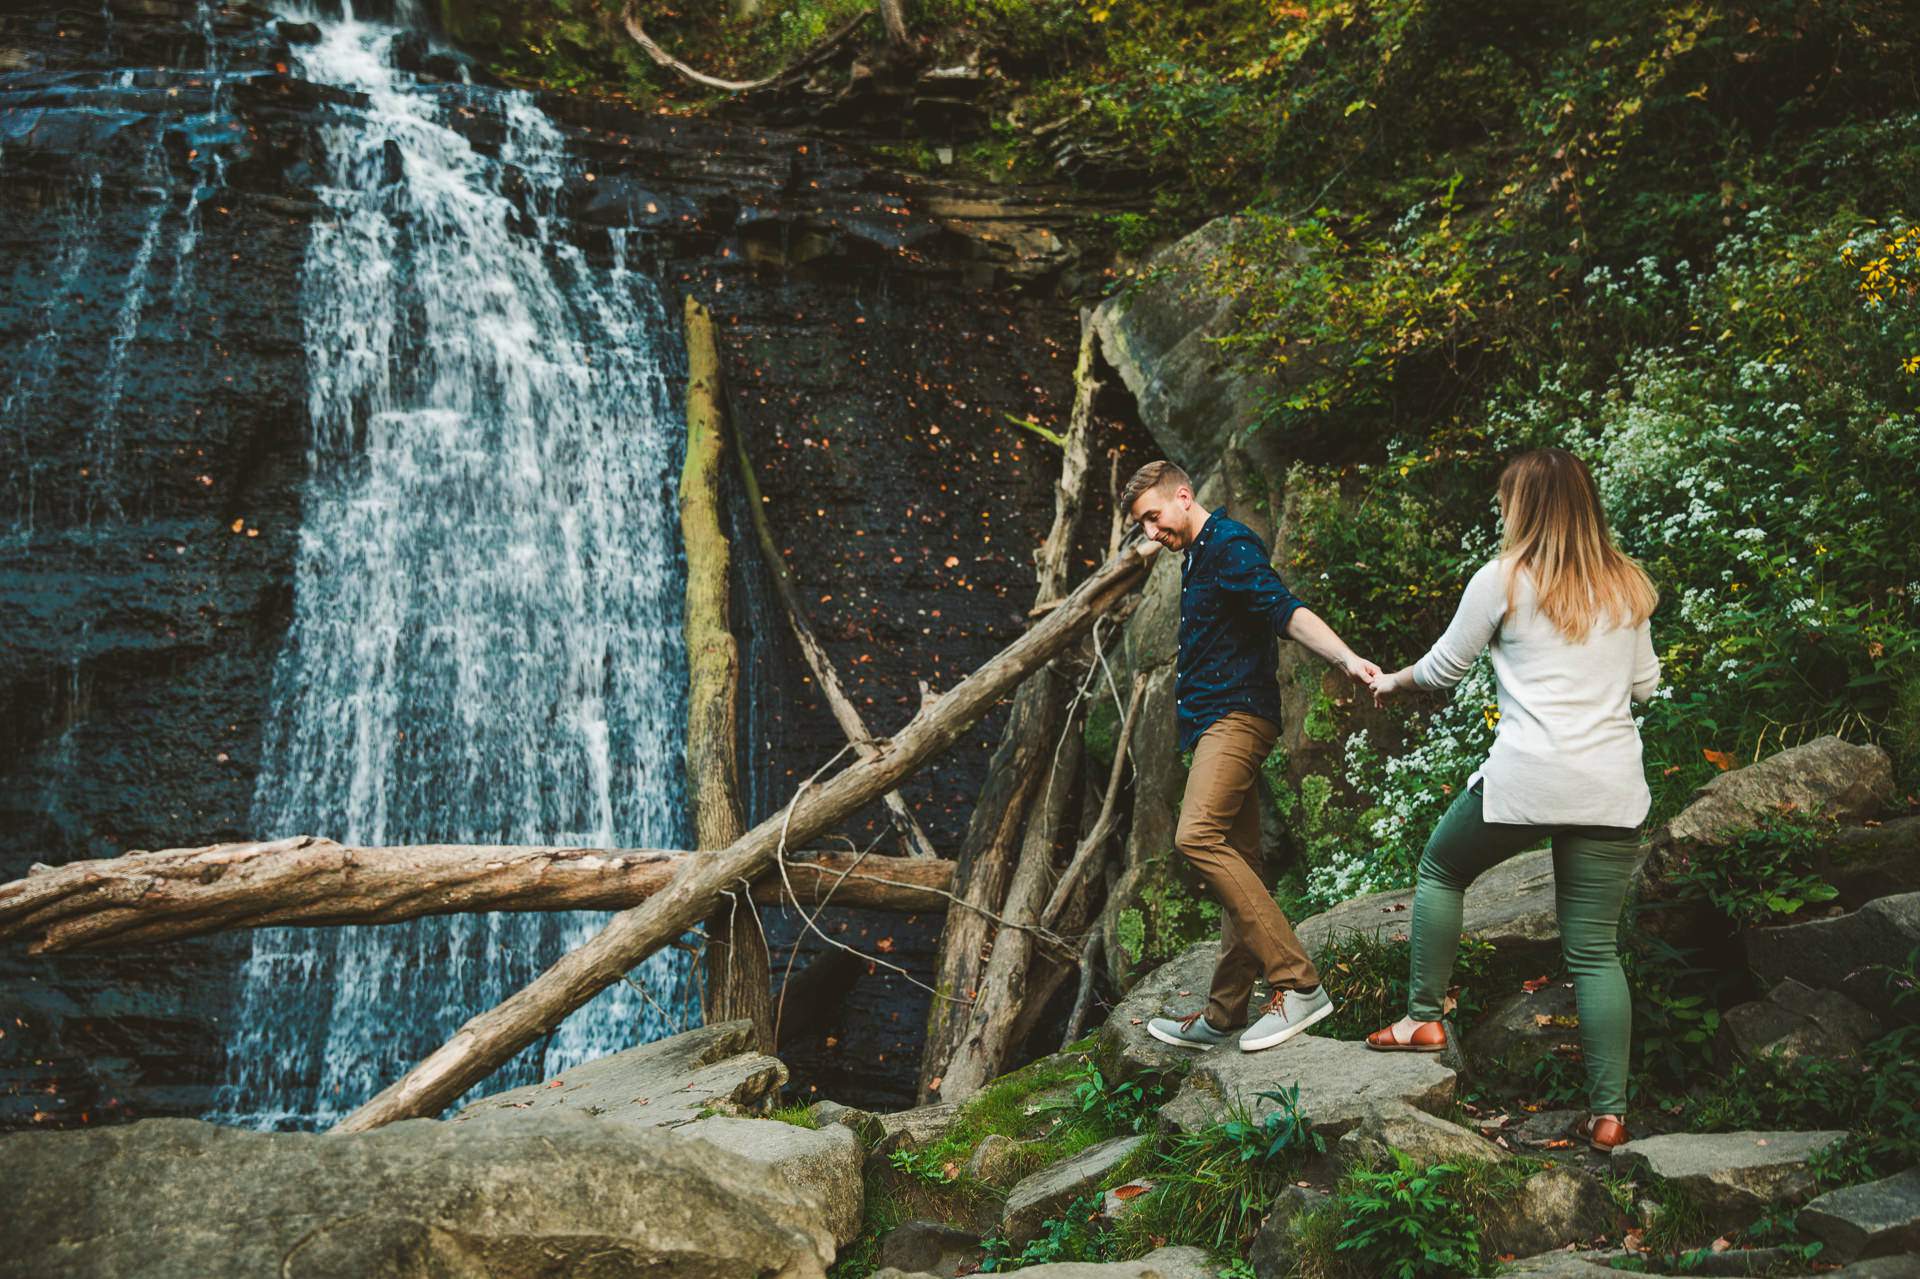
[1364,447,1660,1153]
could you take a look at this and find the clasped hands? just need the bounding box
[1338,654,1409,709]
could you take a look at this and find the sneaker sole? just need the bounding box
[1146,1022,1223,1050]
[1239,1000,1335,1051]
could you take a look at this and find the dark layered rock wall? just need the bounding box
[1,0,1143,1125]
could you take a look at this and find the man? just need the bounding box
[1121,460,1379,1052]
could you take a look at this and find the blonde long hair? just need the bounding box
[1498,448,1657,641]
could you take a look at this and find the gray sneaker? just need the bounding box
[1146,1009,1233,1049]
[1240,986,1334,1052]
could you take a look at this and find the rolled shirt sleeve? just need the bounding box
[1216,532,1306,638]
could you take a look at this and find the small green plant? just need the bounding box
[1111,1091,1324,1254]
[1668,812,1842,927]
[1333,1151,1483,1279]
[886,1145,954,1184]
[766,1101,822,1128]
[979,1194,1111,1271]
[1216,1259,1257,1279]
[1220,1083,1325,1164]
[1070,1061,1163,1135]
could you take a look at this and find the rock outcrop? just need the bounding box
[1612,1129,1850,1229]
[1656,736,1894,851]
[0,1111,835,1279]
[1157,1034,1458,1139]
[1801,1166,1920,1262]
[1743,892,1920,1020]
[453,1017,785,1129]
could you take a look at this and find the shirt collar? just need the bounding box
[1185,508,1222,564]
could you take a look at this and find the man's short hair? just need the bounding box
[1121,460,1191,521]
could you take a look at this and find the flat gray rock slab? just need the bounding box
[0,1111,833,1279]
[1613,1129,1849,1226]
[1159,1033,1457,1139]
[1336,1099,1509,1171]
[1002,1134,1148,1245]
[1499,1249,1630,1276]
[679,1116,864,1247]
[1829,1258,1920,1278]
[875,1100,966,1147]
[454,1018,785,1130]
[1801,1166,1920,1261]
[876,1244,1215,1279]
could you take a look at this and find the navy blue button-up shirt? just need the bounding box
[1176,510,1307,752]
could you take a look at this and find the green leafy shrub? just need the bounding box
[1666,811,1841,928]
[1333,1151,1484,1279]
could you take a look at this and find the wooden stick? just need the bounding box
[732,407,940,862]
[1038,670,1147,932]
[0,841,957,954]
[331,539,1157,1133]
[620,3,874,93]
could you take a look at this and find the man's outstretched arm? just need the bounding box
[1285,607,1380,685]
[1217,534,1379,685]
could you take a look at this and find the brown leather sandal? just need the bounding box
[1572,1113,1629,1153]
[1364,1019,1448,1052]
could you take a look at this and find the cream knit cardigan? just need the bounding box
[1411,557,1660,828]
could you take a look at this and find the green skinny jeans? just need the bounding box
[1407,780,1643,1115]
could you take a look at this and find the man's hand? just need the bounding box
[1343,654,1382,686]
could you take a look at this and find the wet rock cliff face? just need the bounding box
[0,0,1145,1126]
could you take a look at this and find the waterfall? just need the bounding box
[215,5,696,1130]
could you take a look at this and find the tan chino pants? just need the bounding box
[1175,711,1321,1028]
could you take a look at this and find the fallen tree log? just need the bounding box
[332,537,1158,1133]
[0,840,957,954]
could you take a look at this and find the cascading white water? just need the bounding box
[216,5,696,1130]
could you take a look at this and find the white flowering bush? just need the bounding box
[1273,205,1920,910]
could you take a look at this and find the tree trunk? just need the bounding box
[0,841,956,954]
[331,539,1157,1133]
[916,307,1101,1101]
[936,691,1086,1099]
[682,293,774,1052]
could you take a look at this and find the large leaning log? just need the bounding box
[682,293,774,1051]
[0,841,957,954]
[332,538,1158,1133]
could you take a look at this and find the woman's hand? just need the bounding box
[1369,668,1409,708]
